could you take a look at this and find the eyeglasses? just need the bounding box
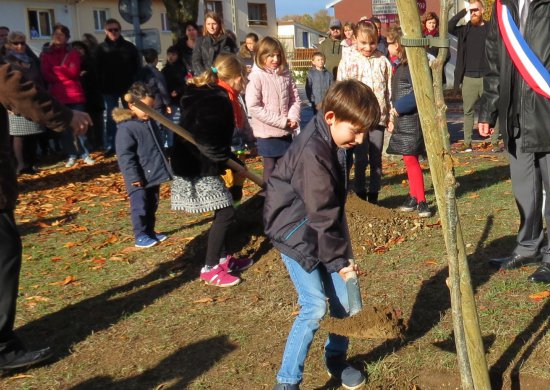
[469,8,480,12]
[10,41,26,46]
[107,28,120,33]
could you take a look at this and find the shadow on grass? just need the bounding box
[18,158,119,194]
[16,195,265,363]
[351,215,514,377]
[17,212,79,237]
[491,300,550,389]
[68,335,237,390]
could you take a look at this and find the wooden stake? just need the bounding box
[394,1,491,388]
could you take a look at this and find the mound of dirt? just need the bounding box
[345,194,428,255]
[321,305,406,339]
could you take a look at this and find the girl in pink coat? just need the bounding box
[40,24,94,167]
[245,37,301,185]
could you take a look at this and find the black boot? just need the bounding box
[367,192,378,204]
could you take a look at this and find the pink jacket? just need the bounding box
[245,65,301,139]
[40,44,86,105]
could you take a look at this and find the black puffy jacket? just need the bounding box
[478,0,550,153]
[263,112,352,274]
[386,63,425,156]
[170,84,235,178]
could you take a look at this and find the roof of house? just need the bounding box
[326,0,343,8]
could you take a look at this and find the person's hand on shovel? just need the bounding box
[338,262,360,281]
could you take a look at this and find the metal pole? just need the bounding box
[131,0,143,50]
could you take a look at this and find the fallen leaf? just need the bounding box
[64,242,77,248]
[25,295,50,302]
[8,374,34,380]
[92,258,106,264]
[528,291,550,301]
[50,275,77,286]
[51,256,62,262]
[193,297,214,304]
[468,193,480,199]
[424,260,438,266]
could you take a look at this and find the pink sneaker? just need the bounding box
[219,255,254,273]
[200,265,241,287]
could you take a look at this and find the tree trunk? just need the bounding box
[162,0,200,42]
[394,0,491,388]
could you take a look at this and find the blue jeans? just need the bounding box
[276,253,350,385]
[64,104,91,159]
[103,94,125,151]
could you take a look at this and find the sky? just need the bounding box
[275,0,334,18]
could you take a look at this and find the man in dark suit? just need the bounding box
[479,0,550,282]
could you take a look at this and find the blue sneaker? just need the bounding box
[135,234,158,248]
[326,355,366,390]
[154,232,167,242]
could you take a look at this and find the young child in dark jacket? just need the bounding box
[114,82,173,248]
[305,52,333,115]
[264,80,380,390]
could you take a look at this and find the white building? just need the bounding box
[197,0,277,42]
[277,20,327,51]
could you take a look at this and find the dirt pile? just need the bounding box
[345,195,428,255]
[321,305,406,339]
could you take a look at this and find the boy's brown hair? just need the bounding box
[321,80,380,131]
[311,52,325,61]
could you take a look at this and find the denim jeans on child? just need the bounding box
[276,253,350,385]
[129,185,160,238]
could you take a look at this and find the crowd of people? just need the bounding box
[1,1,550,388]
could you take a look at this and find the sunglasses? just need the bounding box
[10,41,26,46]
[107,28,120,33]
[469,8,480,12]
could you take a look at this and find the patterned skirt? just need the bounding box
[8,114,44,136]
[171,175,233,213]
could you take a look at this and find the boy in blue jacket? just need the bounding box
[305,52,333,116]
[264,80,380,390]
[114,82,173,248]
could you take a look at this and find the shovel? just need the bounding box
[321,259,406,340]
[123,94,265,188]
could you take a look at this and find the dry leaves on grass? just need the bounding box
[49,275,77,286]
[193,296,231,304]
[528,291,550,301]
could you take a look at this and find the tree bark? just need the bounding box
[394,0,491,388]
[162,0,200,42]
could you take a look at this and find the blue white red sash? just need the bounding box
[497,0,550,99]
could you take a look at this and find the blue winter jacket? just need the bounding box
[114,108,173,194]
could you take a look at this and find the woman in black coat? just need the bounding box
[192,11,237,75]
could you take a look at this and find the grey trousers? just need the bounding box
[508,128,550,261]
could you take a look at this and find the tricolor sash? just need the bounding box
[497,0,550,99]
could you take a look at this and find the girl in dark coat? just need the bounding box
[192,11,237,75]
[171,53,253,287]
[386,27,432,218]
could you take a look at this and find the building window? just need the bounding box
[248,3,268,26]
[302,32,309,48]
[160,12,170,32]
[93,9,109,31]
[27,9,54,39]
[205,1,223,19]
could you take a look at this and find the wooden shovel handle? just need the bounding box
[124,94,265,188]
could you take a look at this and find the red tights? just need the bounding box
[403,155,426,202]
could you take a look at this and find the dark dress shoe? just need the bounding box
[528,263,550,283]
[0,347,52,370]
[488,253,542,270]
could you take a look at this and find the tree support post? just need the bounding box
[394,0,491,388]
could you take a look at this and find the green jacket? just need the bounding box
[318,37,342,79]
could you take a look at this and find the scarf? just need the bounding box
[6,49,31,65]
[216,79,244,128]
[497,0,550,99]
